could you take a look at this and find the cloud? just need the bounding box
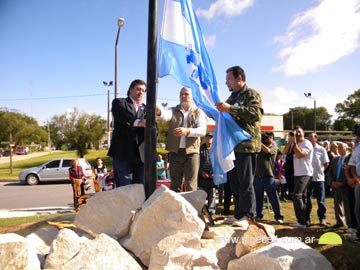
[273,0,360,75]
[261,87,298,115]
[196,0,254,20]
[260,87,343,120]
[204,34,216,49]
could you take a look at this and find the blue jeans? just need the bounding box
[228,152,257,220]
[306,180,327,222]
[354,183,360,237]
[254,176,283,221]
[112,158,144,187]
[293,175,311,225]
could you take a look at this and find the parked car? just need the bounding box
[2,149,10,157]
[15,146,28,155]
[19,158,92,185]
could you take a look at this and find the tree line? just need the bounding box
[0,108,106,157]
[283,89,360,131]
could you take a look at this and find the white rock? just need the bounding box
[228,237,333,270]
[149,232,219,270]
[44,228,84,269]
[180,189,208,212]
[235,224,270,257]
[26,226,59,268]
[62,233,142,270]
[122,185,205,266]
[74,184,145,239]
[0,233,40,270]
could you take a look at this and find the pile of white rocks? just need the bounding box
[0,184,333,270]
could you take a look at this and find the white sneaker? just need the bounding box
[276,219,284,224]
[232,217,249,230]
[346,228,357,234]
[223,216,237,224]
[290,222,306,228]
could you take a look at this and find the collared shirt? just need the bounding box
[348,142,360,176]
[129,96,140,112]
[311,144,330,181]
[158,105,207,148]
[129,96,144,127]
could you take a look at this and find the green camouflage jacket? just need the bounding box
[226,84,263,153]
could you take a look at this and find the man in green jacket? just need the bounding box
[216,65,263,229]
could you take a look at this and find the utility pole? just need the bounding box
[144,0,158,198]
[103,81,113,149]
[304,93,316,133]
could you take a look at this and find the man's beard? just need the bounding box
[181,101,191,107]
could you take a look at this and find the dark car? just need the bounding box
[18,158,92,185]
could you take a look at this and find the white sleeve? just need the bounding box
[188,110,207,137]
[157,107,173,122]
[348,150,357,166]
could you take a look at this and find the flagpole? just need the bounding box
[145,0,158,198]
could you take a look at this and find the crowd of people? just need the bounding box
[68,65,360,240]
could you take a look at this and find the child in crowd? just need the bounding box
[274,149,287,201]
[93,157,107,189]
[103,169,116,191]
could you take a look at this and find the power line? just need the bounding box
[0,93,107,101]
[0,92,178,103]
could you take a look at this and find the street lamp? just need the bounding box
[304,92,316,133]
[103,81,113,149]
[115,18,125,99]
[161,102,168,109]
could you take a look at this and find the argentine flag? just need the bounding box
[158,0,250,184]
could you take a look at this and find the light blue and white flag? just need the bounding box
[158,0,250,184]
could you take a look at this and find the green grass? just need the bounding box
[0,213,74,229]
[217,197,337,226]
[216,197,360,270]
[0,150,112,180]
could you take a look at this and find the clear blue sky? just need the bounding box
[1,0,360,125]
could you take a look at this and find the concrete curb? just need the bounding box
[0,206,75,218]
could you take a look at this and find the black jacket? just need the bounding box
[198,143,215,188]
[108,97,145,163]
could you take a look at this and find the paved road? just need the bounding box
[0,180,76,217]
[0,151,57,165]
[0,151,81,218]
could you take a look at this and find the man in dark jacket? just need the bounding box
[107,79,146,187]
[198,132,216,214]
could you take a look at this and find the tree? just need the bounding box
[333,89,360,131]
[332,118,355,131]
[283,106,332,131]
[156,120,169,143]
[87,115,107,149]
[50,109,106,156]
[0,110,47,146]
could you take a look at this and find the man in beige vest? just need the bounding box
[156,87,207,192]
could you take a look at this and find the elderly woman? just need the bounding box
[69,159,91,207]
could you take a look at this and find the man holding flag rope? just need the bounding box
[216,66,263,229]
